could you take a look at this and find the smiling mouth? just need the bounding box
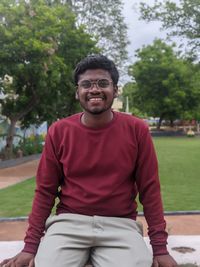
[89,98,103,102]
[87,96,105,102]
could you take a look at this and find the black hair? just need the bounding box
[74,54,119,85]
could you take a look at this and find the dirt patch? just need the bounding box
[0,221,28,241]
[172,246,196,254]
[137,215,200,236]
[0,159,39,189]
[178,264,198,267]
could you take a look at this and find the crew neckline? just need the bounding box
[78,111,117,131]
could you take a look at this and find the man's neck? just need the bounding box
[81,110,114,129]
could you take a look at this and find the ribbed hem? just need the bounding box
[22,242,39,256]
[152,245,169,256]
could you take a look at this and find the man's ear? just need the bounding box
[75,90,79,100]
[114,86,118,98]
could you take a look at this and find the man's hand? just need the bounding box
[0,252,34,267]
[152,254,178,267]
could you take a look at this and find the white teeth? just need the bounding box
[89,98,103,101]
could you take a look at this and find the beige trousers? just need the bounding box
[35,213,152,267]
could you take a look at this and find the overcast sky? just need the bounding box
[122,0,180,64]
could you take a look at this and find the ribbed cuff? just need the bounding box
[22,242,39,256]
[152,245,169,256]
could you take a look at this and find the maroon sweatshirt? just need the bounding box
[23,111,168,256]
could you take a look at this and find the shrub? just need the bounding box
[14,135,45,156]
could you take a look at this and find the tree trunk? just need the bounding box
[4,95,39,159]
[4,119,17,160]
[197,122,200,133]
[157,117,163,130]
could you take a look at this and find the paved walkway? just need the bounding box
[0,158,200,266]
[0,158,40,189]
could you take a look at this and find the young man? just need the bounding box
[0,55,177,267]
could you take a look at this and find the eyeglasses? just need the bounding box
[78,79,113,90]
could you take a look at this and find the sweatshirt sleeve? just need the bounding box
[135,124,168,256]
[22,126,64,255]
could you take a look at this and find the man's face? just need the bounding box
[76,69,118,115]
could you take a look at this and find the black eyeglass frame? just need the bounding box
[77,79,113,90]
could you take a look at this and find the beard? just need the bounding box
[79,99,114,115]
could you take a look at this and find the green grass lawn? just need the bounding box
[153,137,200,211]
[0,178,35,217]
[0,137,199,217]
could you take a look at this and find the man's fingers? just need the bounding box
[152,258,159,267]
[0,258,13,267]
[29,258,35,267]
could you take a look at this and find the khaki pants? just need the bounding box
[35,213,152,267]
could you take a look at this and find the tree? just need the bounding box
[122,82,147,117]
[66,0,129,69]
[139,0,200,61]
[128,39,200,128]
[0,0,97,158]
[182,66,200,121]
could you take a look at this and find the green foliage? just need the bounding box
[128,39,200,125]
[0,0,97,124]
[0,0,98,155]
[68,0,129,68]
[139,0,200,61]
[14,134,45,156]
[122,82,147,117]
